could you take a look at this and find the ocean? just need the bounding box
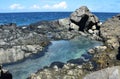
[0,12,119,26]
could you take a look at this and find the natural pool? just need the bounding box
[4,36,102,79]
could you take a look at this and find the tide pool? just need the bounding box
[4,37,102,79]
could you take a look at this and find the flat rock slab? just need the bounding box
[84,66,120,79]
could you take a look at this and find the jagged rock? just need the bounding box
[94,46,107,53]
[91,25,96,30]
[58,18,70,26]
[105,37,119,49]
[53,65,59,71]
[27,6,100,40]
[70,6,99,31]
[100,14,120,39]
[0,24,50,64]
[93,30,99,35]
[100,14,120,49]
[88,29,94,34]
[88,48,95,54]
[69,23,79,30]
[28,63,84,79]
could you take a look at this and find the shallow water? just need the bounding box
[4,37,102,79]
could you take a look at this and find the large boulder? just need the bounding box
[100,14,120,49]
[100,14,120,40]
[84,66,120,79]
[70,6,99,31]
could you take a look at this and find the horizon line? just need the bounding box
[0,11,119,14]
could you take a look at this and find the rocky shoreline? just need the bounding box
[28,6,120,79]
[0,6,120,79]
[0,6,101,64]
[0,23,50,64]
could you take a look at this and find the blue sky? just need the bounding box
[0,0,120,13]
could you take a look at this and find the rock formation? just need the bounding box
[70,6,99,31]
[28,6,101,40]
[84,66,120,79]
[0,23,50,64]
[27,7,120,79]
[100,14,120,49]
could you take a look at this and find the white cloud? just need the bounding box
[43,1,67,9]
[31,4,40,9]
[10,4,24,10]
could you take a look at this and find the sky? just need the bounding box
[0,0,120,13]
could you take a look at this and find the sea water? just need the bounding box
[4,37,102,79]
[0,12,118,26]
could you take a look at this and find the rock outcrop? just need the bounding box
[28,63,84,79]
[84,66,120,79]
[100,14,120,49]
[0,23,49,64]
[70,6,99,31]
[28,6,101,40]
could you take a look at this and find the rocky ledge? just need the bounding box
[28,6,120,79]
[28,64,120,79]
[28,6,101,40]
[0,23,50,64]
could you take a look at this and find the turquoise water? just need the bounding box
[4,37,102,79]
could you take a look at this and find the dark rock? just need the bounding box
[0,65,12,79]
[0,71,12,79]
[81,53,92,60]
[67,58,85,65]
[116,46,120,60]
[50,61,64,68]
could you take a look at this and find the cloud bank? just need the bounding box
[10,4,24,10]
[31,5,40,9]
[43,1,67,9]
[9,1,67,10]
